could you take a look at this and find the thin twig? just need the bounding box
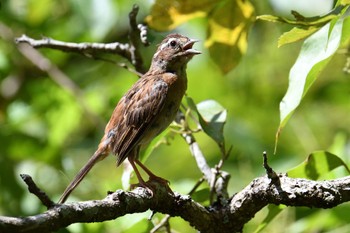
[150,215,171,233]
[188,177,205,195]
[15,35,131,58]
[128,4,147,74]
[262,151,278,180]
[20,174,55,209]
[15,5,148,76]
[138,24,150,46]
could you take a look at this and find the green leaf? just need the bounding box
[340,0,350,4]
[187,97,227,146]
[206,0,254,74]
[288,151,350,180]
[278,26,320,47]
[257,5,348,27]
[146,0,217,31]
[147,0,255,74]
[256,14,284,23]
[191,188,210,204]
[123,218,153,233]
[254,205,286,233]
[276,17,350,148]
[139,129,173,163]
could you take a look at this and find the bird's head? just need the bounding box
[150,34,201,73]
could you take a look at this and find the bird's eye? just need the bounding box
[169,40,177,47]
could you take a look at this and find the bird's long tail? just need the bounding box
[58,147,108,204]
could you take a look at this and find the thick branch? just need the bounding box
[227,174,350,232]
[0,181,211,233]
[2,175,350,233]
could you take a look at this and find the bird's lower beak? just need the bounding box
[183,39,201,55]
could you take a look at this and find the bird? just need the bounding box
[58,33,200,204]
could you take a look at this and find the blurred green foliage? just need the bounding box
[0,0,349,232]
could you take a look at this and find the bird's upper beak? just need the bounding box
[183,39,201,55]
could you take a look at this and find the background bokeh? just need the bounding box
[0,0,349,232]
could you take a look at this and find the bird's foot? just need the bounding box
[130,176,174,196]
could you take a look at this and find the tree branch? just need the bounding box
[15,34,131,57]
[227,174,350,232]
[2,174,350,233]
[180,118,230,204]
[19,174,55,209]
[15,4,148,75]
[127,4,148,74]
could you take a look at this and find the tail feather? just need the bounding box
[58,149,108,204]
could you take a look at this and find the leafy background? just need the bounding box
[0,0,349,232]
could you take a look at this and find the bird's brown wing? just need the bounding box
[104,75,169,166]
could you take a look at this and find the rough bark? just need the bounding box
[1,174,350,233]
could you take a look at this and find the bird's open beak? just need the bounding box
[183,39,201,55]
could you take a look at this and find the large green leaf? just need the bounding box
[186,97,227,146]
[206,0,254,74]
[146,0,254,74]
[191,188,210,205]
[276,17,350,147]
[288,151,350,180]
[146,0,216,31]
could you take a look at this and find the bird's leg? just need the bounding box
[134,159,173,195]
[134,159,169,184]
[127,157,149,191]
[127,147,173,194]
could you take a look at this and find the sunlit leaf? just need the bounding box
[146,0,216,31]
[254,205,286,233]
[328,5,349,40]
[288,151,350,180]
[259,4,349,49]
[206,0,254,74]
[278,26,320,47]
[186,97,227,146]
[257,5,348,27]
[147,0,255,73]
[340,0,350,4]
[275,17,350,149]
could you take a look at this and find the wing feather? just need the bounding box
[104,75,169,166]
